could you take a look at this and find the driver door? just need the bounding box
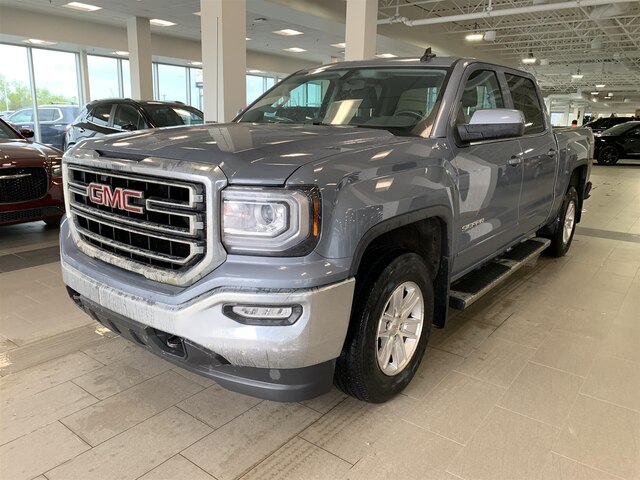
[450,67,524,278]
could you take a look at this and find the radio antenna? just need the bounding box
[420,47,436,62]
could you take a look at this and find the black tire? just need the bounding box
[597,146,620,165]
[43,217,62,228]
[335,252,433,403]
[547,187,578,257]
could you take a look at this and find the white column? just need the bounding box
[78,50,91,104]
[345,0,378,61]
[200,0,247,123]
[127,16,153,100]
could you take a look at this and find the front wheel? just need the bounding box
[547,187,578,257]
[335,252,433,403]
[597,146,620,165]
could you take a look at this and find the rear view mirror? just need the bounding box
[19,128,35,139]
[457,109,525,142]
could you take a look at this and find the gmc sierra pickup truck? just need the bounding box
[60,56,593,403]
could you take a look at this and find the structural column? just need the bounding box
[127,16,153,100]
[200,0,247,123]
[78,50,91,105]
[345,0,378,61]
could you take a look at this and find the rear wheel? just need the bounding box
[547,187,578,257]
[335,252,433,402]
[597,146,620,165]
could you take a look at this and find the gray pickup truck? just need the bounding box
[60,56,593,403]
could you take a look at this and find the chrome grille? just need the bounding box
[0,167,48,203]
[67,164,206,272]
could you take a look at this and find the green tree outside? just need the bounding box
[0,74,77,112]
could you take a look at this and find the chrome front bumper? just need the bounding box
[61,258,355,370]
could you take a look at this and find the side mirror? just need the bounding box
[19,128,35,139]
[457,109,525,142]
[121,124,137,131]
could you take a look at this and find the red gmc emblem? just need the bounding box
[87,183,144,214]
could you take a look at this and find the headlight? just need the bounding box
[51,160,62,177]
[222,186,320,255]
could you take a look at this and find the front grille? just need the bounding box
[0,206,63,224]
[67,165,206,272]
[0,167,48,203]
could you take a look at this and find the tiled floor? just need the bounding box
[1,162,639,480]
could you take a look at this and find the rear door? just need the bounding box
[505,73,558,234]
[449,66,524,277]
[621,125,640,156]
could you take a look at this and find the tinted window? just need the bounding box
[601,122,639,136]
[628,126,640,137]
[0,120,20,139]
[112,104,145,130]
[38,108,60,122]
[88,104,112,127]
[142,104,203,127]
[505,74,545,134]
[458,70,504,124]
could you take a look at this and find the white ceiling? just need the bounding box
[1,0,638,111]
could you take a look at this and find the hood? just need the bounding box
[0,139,61,161]
[77,123,404,184]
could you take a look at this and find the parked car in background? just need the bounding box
[0,110,14,118]
[65,99,204,150]
[594,121,640,165]
[0,119,64,227]
[584,116,638,134]
[7,105,80,151]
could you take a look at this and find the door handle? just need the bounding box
[547,149,557,158]
[508,155,522,166]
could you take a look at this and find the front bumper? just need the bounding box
[61,252,355,400]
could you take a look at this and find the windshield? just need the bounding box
[0,120,21,140]
[601,122,638,136]
[237,67,449,136]
[142,104,204,127]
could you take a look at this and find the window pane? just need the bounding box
[142,104,203,127]
[121,60,131,98]
[88,55,119,100]
[157,64,187,103]
[246,75,265,104]
[88,103,112,126]
[458,70,504,123]
[505,74,545,134]
[32,48,80,149]
[189,67,203,109]
[113,104,145,130]
[0,44,33,120]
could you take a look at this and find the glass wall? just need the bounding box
[189,67,203,110]
[88,55,120,99]
[0,44,32,117]
[246,74,278,104]
[121,60,131,98]
[156,64,188,103]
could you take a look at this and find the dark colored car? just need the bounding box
[65,99,204,150]
[594,121,640,165]
[584,116,639,134]
[7,105,80,151]
[0,119,65,226]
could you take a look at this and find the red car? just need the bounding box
[0,119,65,226]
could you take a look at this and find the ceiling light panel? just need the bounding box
[331,43,346,48]
[63,2,102,12]
[150,19,176,27]
[465,33,484,41]
[273,29,304,36]
[283,47,307,53]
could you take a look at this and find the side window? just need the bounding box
[37,108,57,122]
[458,70,504,124]
[88,104,112,127]
[10,109,33,123]
[628,126,640,137]
[112,104,145,130]
[505,74,546,134]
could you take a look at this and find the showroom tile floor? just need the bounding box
[1,161,639,480]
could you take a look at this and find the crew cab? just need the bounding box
[60,56,593,403]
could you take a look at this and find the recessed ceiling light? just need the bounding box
[24,38,56,45]
[190,61,202,66]
[465,33,484,41]
[521,57,537,64]
[283,47,306,53]
[607,92,613,96]
[595,84,605,88]
[591,91,600,95]
[113,51,129,56]
[246,37,251,41]
[331,43,346,48]
[63,2,102,12]
[571,74,583,79]
[273,29,304,36]
[248,69,263,74]
[376,53,397,58]
[193,11,201,16]
[150,19,176,27]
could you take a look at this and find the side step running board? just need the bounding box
[449,237,551,310]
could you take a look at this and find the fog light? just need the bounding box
[223,304,302,325]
